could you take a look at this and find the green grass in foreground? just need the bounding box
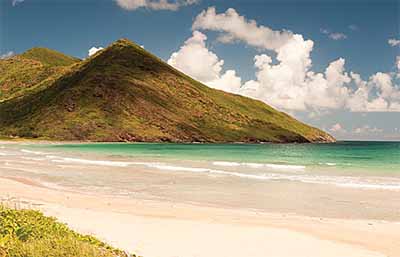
[0,206,137,257]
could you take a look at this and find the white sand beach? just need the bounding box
[2,0,400,256]
[1,176,399,257]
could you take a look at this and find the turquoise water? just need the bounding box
[2,141,400,219]
[2,141,400,192]
[2,141,400,220]
[42,141,400,173]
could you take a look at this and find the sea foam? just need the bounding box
[212,161,305,170]
[51,157,133,167]
[141,163,400,190]
[17,151,400,191]
[21,149,49,155]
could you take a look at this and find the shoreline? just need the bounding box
[0,138,337,145]
[1,176,398,257]
[2,142,400,221]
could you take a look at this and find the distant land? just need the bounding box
[0,39,335,143]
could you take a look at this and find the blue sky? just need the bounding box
[1,0,399,140]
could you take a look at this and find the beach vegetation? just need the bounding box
[0,206,136,257]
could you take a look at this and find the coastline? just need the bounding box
[1,176,398,257]
[0,138,336,144]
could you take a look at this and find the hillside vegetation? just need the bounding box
[0,39,335,143]
[0,48,79,102]
[20,47,80,67]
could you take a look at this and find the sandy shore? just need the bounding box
[0,177,398,257]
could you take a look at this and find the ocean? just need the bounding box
[48,141,400,172]
[1,141,400,219]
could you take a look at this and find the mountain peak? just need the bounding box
[114,38,135,45]
[107,38,143,51]
[86,38,165,73]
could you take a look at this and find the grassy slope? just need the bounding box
[20,47,80,67]
[0,48,79,102]
[0,39,335,143]
[0,206,136,257]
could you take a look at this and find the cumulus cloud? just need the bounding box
[346,71,400,112]
[192,7,293,51]
[207,70,242,93]
[168,31,222,82]
[388,38,400,47]
[171,7,400,114]
[88,46,104,56]
[115,0,198,11]
[241,35,317,111]
[244,51,400,112]
[242,54,354,111]
[168,31,241,93]
[321,29,347,40]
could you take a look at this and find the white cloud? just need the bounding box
[168,31,241,93]
[168,31,223,82]
[239,34,359,112]
[12,0,24,6]
[192,7,293,51]
[171,8,400,114]
[346,72,369,112]
[396,56,400,71]
[208,70,242,93]
[329,33,347,40]
[0,51,15,59]
[388,38,400,47]
[360,72,400,111]
[347,71,400,112]
[114,0,198,11]
[330,123,346,133]
[370,72,397,99]
[320,28,329,34]
[88,46,104,56]
[321,29,347,40]
[241,35,317,111]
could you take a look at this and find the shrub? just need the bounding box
[0,206,136,257]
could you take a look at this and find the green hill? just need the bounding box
[0,48,79,102]
[0,39,335,143]
[20,47,80,67]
